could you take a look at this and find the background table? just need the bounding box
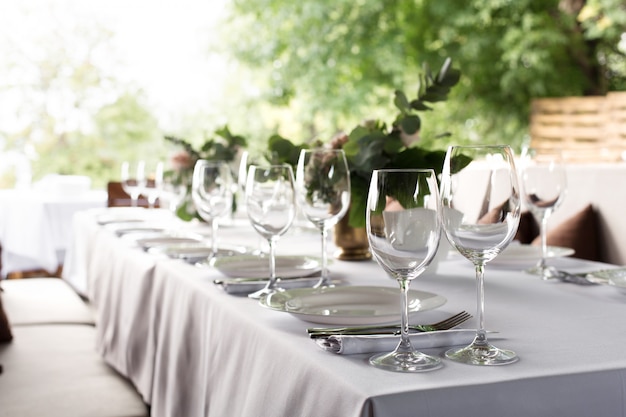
[0,189,107,277]
[67,208,626,417]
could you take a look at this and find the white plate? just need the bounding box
[489,244,575,267]
[210,255,321,279]
[149,243,248,262]
[259,286,447,325]
[134,235,204,250]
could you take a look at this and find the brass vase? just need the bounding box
[333,212,372,261]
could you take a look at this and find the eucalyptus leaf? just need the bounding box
[409,100,433,111]
[393,90,411,114]
[399,115,421,135]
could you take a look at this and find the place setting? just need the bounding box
[211,149,354,297]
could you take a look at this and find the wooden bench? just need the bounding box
[0,278,149,417]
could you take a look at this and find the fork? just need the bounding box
[307,311,472,338]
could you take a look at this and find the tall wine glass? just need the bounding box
[143,161,164,209]
[440,145,521,366]
[519,148,567,278]
[296,149,351,288]
[121,160,146,207]
[366,169,442,372]
[245,164,296,299]
[191,160,233,257]
[160,172,187,213]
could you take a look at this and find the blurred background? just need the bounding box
[0,0,624,189]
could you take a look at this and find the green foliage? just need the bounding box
[268,58,462,227]
[223,0,626,149]
[163,126,248,221]
[265,134,309,166]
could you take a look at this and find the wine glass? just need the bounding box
[366,169,442,372]
[295,149,350,288]
[440,145,521,366]
[120,160,146,207]
[143,161,164,209]
[191,160,234,257]
[245,164,296,299]
[160,171,188,213]
[519,148,567,278]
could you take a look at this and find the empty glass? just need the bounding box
[245,164,296,299]
[366,169,442,372]
[121,160,146,207]
[143,161,164,208]
[440,145,521,366]
[519,148,567,278]
[295,149,350,288]
[191,160,234,257]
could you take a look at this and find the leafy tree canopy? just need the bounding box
[222,0,626,148]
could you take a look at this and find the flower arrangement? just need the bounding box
[270,57,462,228]
[164,125,247,220]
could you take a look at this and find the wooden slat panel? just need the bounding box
[530,93,626,162]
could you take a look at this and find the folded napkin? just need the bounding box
[316,329,477,355]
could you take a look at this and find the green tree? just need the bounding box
[223,0,626,148]
[0,3,163,189]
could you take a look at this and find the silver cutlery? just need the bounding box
[307,311,472,338]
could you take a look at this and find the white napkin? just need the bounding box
[315,329,477,354]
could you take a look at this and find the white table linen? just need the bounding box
[67,208,626,417]
[0,189,106,276]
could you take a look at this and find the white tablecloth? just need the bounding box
[0,189,107,277]
[66,208,626,417]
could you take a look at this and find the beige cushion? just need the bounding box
[0,325,148,417]
[0,289,12,343]
[1,278,94,326]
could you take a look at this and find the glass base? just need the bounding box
[248,283,282,300]
[369,350,442,372]
[525,264,550,280]
[445,342,518,366]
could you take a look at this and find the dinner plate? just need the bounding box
[210,255,321,279]
[489,244,575,267]
[134,235,204,250]
[149,242,249,262]
[259,286,447,325]
[111,225,167,237]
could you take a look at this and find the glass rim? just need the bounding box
[372,168,435,174]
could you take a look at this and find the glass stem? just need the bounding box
[539,215,548,271]
[266,238,277,291]
[314,227,329,288]
[210,219,218,257]
[397,278,413,353]
[474,263,488,347]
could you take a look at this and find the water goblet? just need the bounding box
[440,145,521,366]
[121,160,146,207]
[160,171,188,213]
[295,149,350,288]
[191,160,234,257]
[143,161,164,209]
[366,169,442,372]
[519,148,567,278]
[245,164,296,299]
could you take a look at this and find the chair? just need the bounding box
[106,182,151,208]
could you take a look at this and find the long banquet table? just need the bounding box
[64,207,626,417]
